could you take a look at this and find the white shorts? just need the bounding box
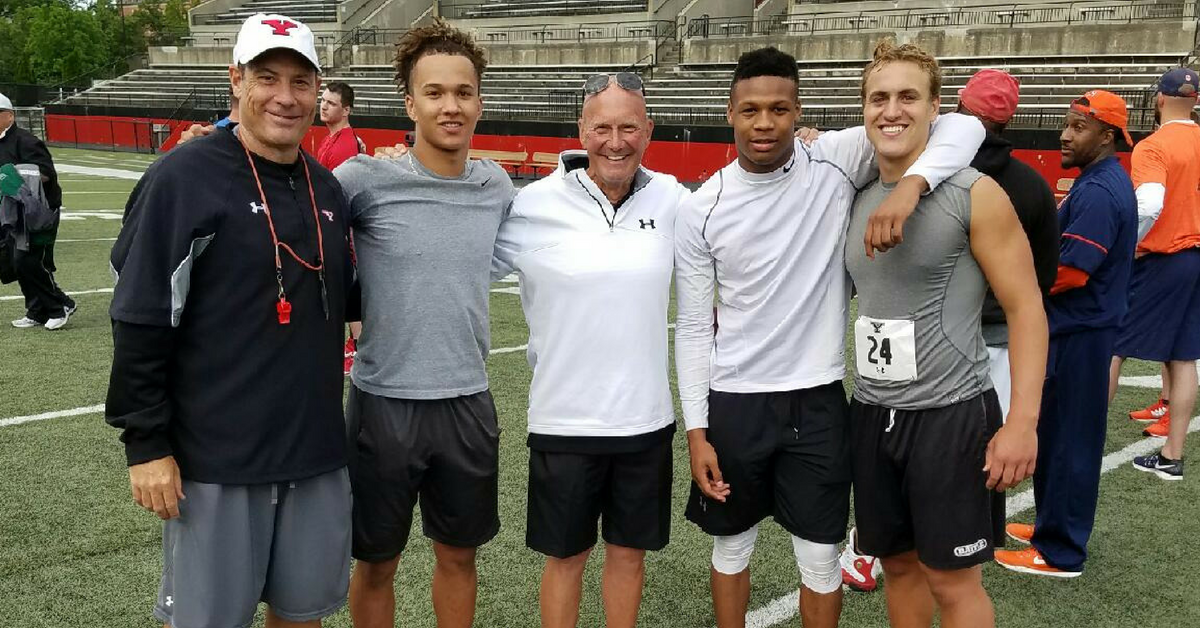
[987,346,1011,422]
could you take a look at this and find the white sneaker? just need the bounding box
[840,527,883,592]
[44,305,75,331]
[11,316,40,329]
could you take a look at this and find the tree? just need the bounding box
[0,0,67,19]
[19,3,110,83]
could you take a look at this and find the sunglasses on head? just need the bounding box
[583,72,644,96]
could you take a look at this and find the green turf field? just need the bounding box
[1,148,1196,628]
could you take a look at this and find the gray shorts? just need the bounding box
[153,467,352,628]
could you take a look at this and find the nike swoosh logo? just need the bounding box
[1033,556,1046,566]
[482,177,492,187]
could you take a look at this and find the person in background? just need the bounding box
[317,80,366,374]
[1109,68,1200,478]
[996,89,1137,577]
[1,92,75,330]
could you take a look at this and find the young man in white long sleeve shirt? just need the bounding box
[673,46,984,628]
[493,74,690,628]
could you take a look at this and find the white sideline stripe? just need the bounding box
[738,415,1200,628]
[0,343,533,428]
[58,237,118,243]
[1121,375,1164,388]
[0,405,106,428]
[2,286,515,303]
[1118,364,1200,390]
[57,164,144,180]
[1004,414,1200,516]
[0,288,112,301]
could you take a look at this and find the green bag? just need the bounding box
[0,163,23,197]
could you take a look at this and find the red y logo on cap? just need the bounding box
[262,19,298,36]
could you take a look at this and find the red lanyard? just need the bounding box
[240,141,327,325]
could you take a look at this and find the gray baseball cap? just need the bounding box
[0,93,12,110]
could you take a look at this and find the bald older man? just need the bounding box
[493,72,689,628]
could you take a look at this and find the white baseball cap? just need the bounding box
[0,93,12,110]
[233,13,321,72]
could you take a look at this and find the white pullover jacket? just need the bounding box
[674,114,985,430]
[494,151,691,439]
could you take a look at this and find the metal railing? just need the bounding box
[472,20,672,44]
[438,0,649,20]
[687,1,1193,39]
[14,108,45,141]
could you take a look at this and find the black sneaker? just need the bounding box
[1132,452,1184,481]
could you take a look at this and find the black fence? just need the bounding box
[688,1,1193,39]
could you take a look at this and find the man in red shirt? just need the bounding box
[318,81,364,171]
[318,81,365,373]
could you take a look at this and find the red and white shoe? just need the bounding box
[344,337,357,376]
[1143,413,1171,439]
[840,528,882,592]
[1130,399,1168,423]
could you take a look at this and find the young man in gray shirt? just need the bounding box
[332,21,515,628]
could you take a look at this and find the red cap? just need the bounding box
[959,69,1020,124]
[1069,90,1133,146]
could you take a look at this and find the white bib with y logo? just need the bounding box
[854,317,918,382]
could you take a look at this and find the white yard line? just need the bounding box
[0,288,112,301]
[2,286,518,303]
[57,237,118,243]
[0,343,532,428]
[738,413,1200,628]
[57,164,144,180]
[0,405,106,428]
[1118,364,1200,390]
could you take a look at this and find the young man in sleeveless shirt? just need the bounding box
[844,42,1047,628]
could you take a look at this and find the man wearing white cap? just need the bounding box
[105,14,354,628]
[0,92,75,330]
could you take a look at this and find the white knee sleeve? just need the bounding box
[791,535,841,594]
[711,525,758,575]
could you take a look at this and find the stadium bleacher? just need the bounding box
[193,0,338,25]
[63,52,1180,131]
[439,0,649,19]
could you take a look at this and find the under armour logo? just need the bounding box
[639,219,656,230]
[871,322,884,334]
[321,210,334,222]
[249,202,266,214]
[262,19,299,36]
[165,596,174,607]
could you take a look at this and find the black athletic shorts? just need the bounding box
[684,382,852,543]
[346,385,501,562]
[526,427,674,559]
[849,390,1005,570]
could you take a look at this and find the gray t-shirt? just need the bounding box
[845,168,992,410]
[335,153,515,399]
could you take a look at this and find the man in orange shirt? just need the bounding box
[1109,68,1200,481]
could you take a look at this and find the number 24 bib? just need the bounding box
[854,317,918,382]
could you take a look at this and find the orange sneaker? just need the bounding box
[994,548,1081,578]
[1130,399,1168,423]
[1005,523,1034,545]
[1143,413,1171,439]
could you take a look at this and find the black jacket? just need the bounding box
[971,132,1060,346]
[0,123,62,209]
[105,129,352,483]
